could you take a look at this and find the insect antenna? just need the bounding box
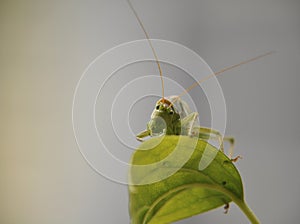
[169,51,275,107]
[127,0,165,101]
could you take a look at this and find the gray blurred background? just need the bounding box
[1,0,300,223]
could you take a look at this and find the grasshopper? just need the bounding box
[127,0,272,159]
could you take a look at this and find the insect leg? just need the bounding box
[222,136,241,161]
[223,136,235,159]
[180,112,199,136]
[198,127,240,161]
[197,127,225,152]
[224,203,230,214]
[136,129,150,142]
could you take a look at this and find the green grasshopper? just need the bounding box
[128,0,272,160]
[136,96,236,159]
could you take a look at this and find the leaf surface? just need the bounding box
[129,136,244,224]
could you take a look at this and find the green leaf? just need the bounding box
[128,136,257,224]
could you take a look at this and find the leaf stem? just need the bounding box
[189,182,261,224]
[234,199,260,224]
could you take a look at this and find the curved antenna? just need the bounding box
[169,51,275,106]
[127,0,165,100]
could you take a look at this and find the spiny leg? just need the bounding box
[198,127,225,152]
[222,136,241,161]
[223,136,234,158]
[222,137,242,162]
[197,127,238,161]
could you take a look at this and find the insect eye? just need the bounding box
[156,105,160,110]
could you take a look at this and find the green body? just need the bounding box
[137,96,196,138]
[136,96,234,155]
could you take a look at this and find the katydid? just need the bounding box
[127,0,272,159]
